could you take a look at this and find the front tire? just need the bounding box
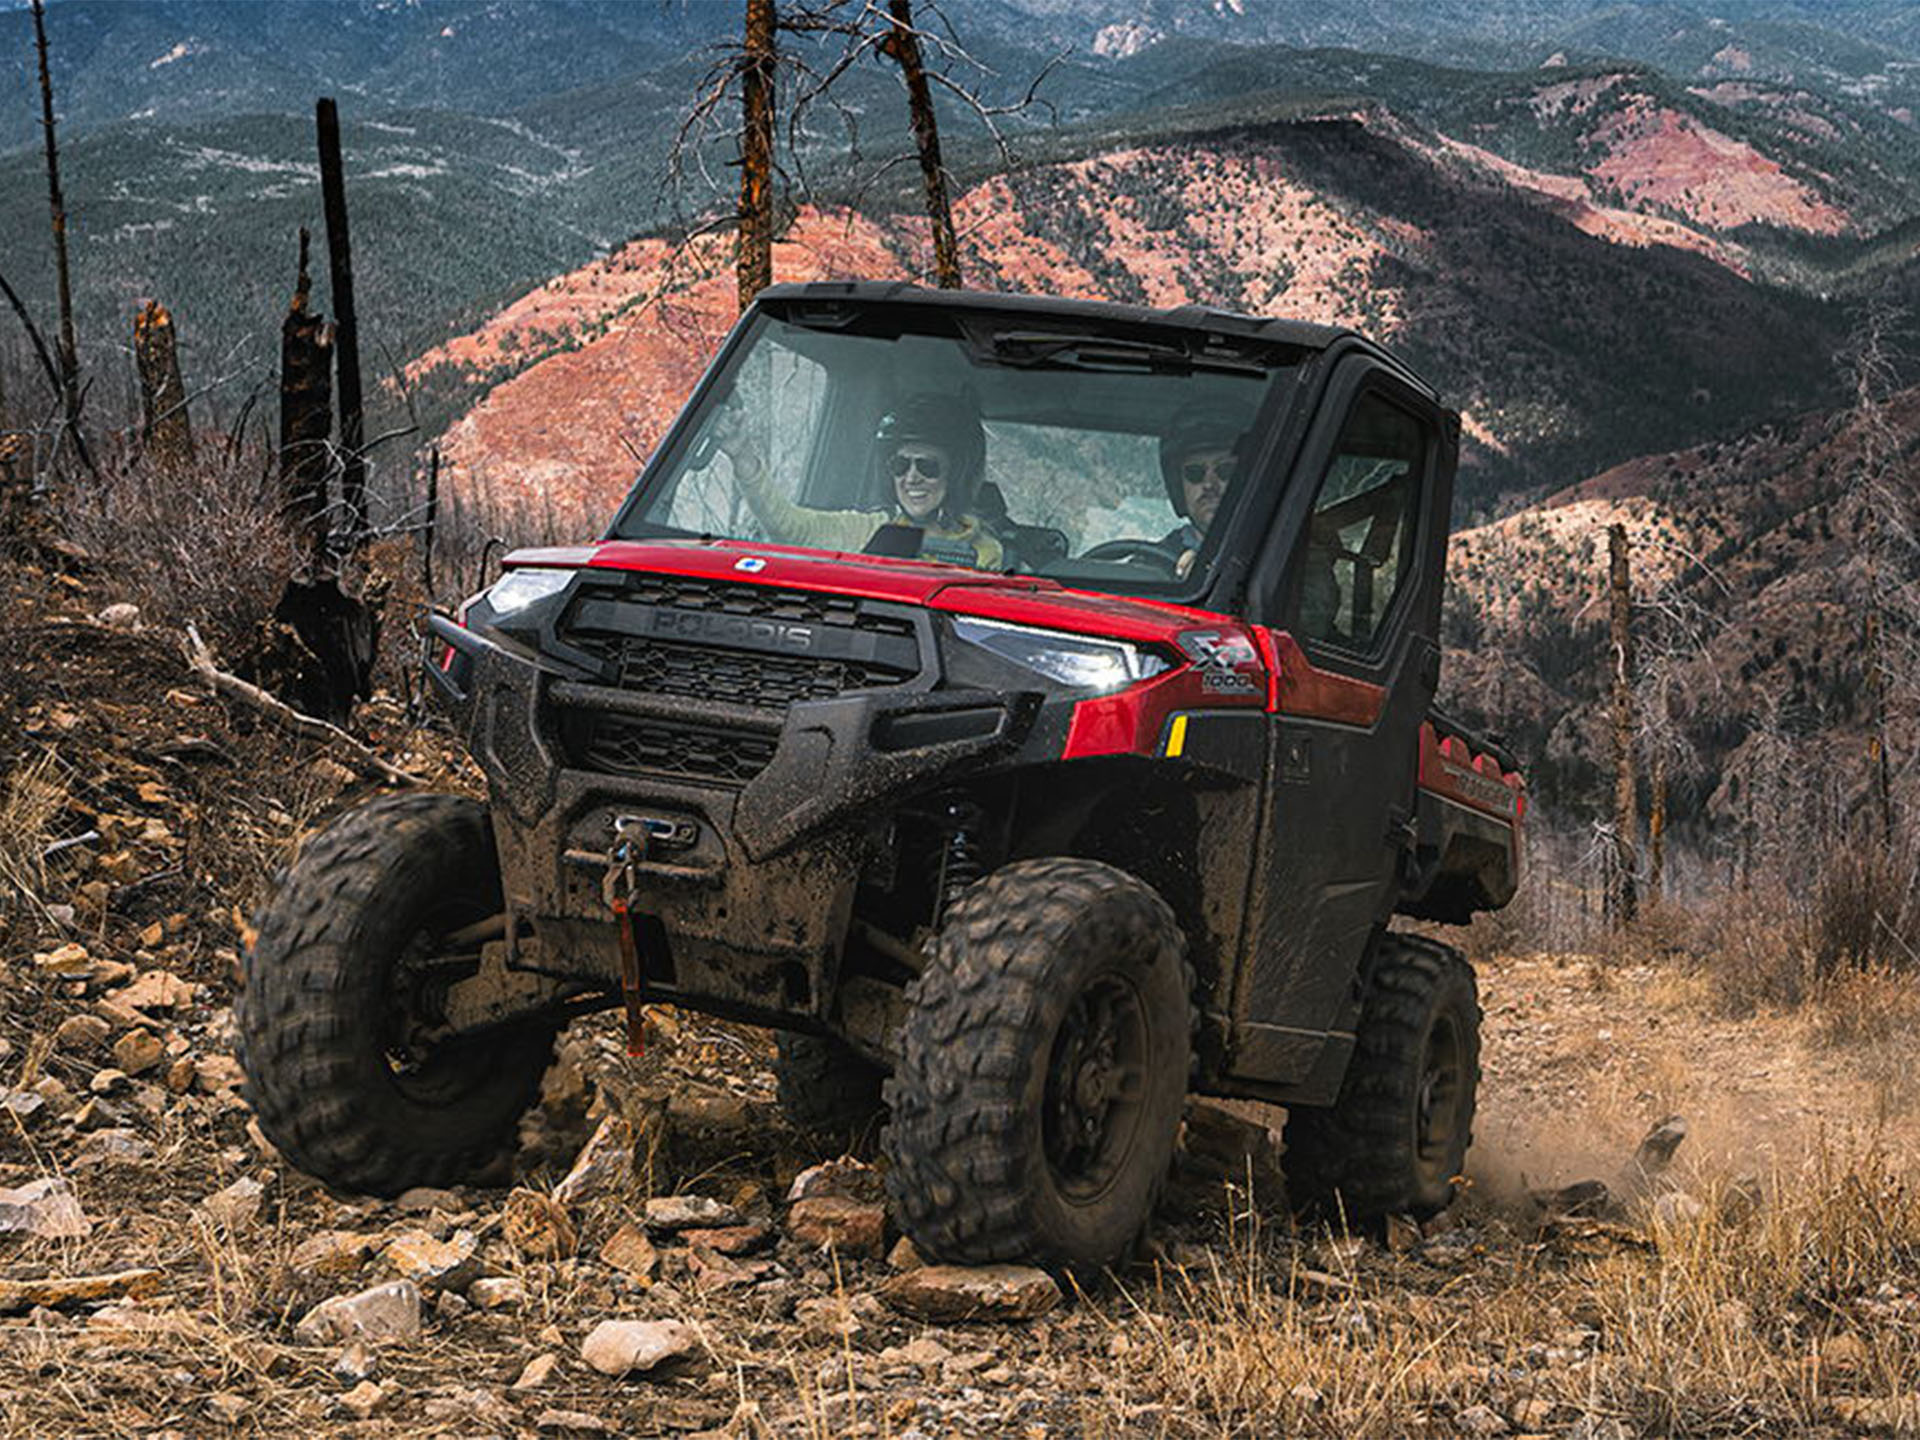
[1283,934,1481,1223]
[883,858,1189,1272]
[237,794,557,1196]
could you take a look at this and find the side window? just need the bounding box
[1294,392,1426,654]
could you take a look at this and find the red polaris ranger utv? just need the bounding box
[240,284,1523,1272]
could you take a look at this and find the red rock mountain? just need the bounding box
[411,102,1851,530]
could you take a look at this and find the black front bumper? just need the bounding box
[425,612,1037,1025]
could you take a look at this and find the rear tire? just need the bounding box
[237,794,557,1197]
[884,857,1189,1272]
[774,1031,887,1148]
[1283,934,1480,1223]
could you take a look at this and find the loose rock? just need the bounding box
[294,1280,424,1346]
[680,1222,771,1256]
[787,1157,881,1203]
[110,968,195,1014]
[111,1028,165,1076]
[337,1382,385,1420]
[0,1268,163,1313]
[470,1276,527,1311]
[201,1177,265,1230]
[788,1196,886,1258]
[553,1115,636,1208]
[290,1230,378,1279]
[645,1195,741,1232]
[600,1222,658,1281]
[879,1264,1061,1323]
[382,1229,481,1293]
[514,1353,561,1391]
[0,1177,91,1239]
[579,1318,701,1377]
[1632,1115,1688,1178]
[53,1013,110,1053]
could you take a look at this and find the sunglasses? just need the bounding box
[890,452,945,480]
[1181,457,1235,487]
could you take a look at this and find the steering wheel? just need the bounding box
[1078,538,1179,573]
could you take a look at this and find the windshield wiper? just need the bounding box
[984,330,1264,375]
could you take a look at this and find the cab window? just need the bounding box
[1294,392,1426,653]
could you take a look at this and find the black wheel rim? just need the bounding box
[381,899,487,1103]
[1413,1011,1467,1188]
[1042,973,1150,1203]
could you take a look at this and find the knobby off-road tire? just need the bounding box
[1283,933,1481,1223]
[237,793,557,1197]
[884,857,1190,1272]
[774,1031,887,1148]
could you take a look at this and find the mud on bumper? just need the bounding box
[425,613,1036,1026]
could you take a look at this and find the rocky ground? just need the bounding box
[4,554,1920,1438]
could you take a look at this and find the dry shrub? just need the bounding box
[58,446,295,657]
[1813,842,1920,974]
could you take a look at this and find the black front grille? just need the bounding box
[575,715,778,787]
[554,576,923,786]
[605,636,909,710]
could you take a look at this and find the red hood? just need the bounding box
[512,538,1234,645]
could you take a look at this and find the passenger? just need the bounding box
[715,393,1006,569]
[1157,407,1245,577]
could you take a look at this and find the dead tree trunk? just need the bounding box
[315,98,367,550]
[30,0,86,472]
[1608,522,1639,925]
[279,229,334,576]
[133,300,192,467]
[421,445,439,597]
[1648,701,1667,903]
[738,0,777,310]
[882,0,961,288]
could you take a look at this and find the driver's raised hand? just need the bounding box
[713,406,768,480]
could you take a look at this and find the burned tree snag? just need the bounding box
[421,445,440,597]
[1607,522,1639,925]
[279,229,334,575]
[316,98,368,549]
[881,0,960,289]
[30,0,92,479]
[1648,701,1667,903]
[30,1,78,442]
[133,300,192,467]
[738,0,777,310]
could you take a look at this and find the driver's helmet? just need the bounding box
[1160,404,1250,518]
[874,390,985,520]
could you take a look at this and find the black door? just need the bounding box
[1226,363,1456,1098]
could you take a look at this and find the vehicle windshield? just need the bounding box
[611,308,1303,596]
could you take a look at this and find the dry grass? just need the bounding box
[0,750,66,928]
[1072,1139,1920,1437]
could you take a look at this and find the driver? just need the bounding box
[1157,408,1246,577]
[715,393,1006,569]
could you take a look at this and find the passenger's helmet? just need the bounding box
[874,390,985,518]
[1160,404,1250,517]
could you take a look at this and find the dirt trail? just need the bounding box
[1473,952,1906,1202]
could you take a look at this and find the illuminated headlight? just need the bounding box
[481,566,575,617]
[953,615,1171,693]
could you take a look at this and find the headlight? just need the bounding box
[481,567,575,617]
[953,615,1171,693]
